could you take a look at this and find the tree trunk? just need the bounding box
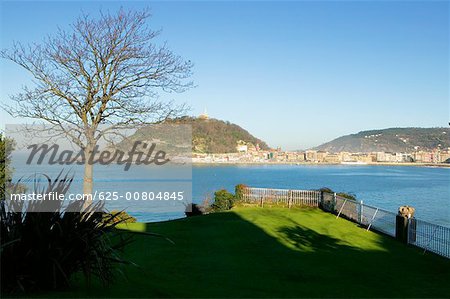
[82,144,94,210]
[83,159,94,195]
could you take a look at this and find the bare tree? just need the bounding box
[1,9,193,195]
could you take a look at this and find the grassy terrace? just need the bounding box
[40,207,449,298]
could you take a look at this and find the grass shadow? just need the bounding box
[17,207,450,298]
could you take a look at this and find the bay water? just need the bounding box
[10,158,450,226]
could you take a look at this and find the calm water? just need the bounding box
[191,165,450,227]
[10,158,450,226]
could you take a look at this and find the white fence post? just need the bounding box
[359,200,363,224]
[333,192,337,212]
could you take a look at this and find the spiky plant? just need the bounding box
[0,171,134,293]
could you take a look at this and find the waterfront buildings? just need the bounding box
[192,141,450,165]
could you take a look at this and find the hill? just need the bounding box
[166,116,270,153]
[314,127,450,153]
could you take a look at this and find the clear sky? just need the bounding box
[1,1,449,150]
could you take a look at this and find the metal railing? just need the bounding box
[241,187,321,207]
[408,218,450,259]
[332,195,397,237]
[241,187,450,259]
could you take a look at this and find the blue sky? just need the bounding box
[1,1,448,150]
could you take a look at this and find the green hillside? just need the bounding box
[314,127,450,153]
[167,116,270,153]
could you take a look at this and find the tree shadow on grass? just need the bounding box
[132,210,450,298]
[277,224,347,253]
[22,210,450,298]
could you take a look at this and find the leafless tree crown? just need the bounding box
[1,9,193,149]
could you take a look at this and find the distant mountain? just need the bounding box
[166,116,270,154]
[314,128,450,153]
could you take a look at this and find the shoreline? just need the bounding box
[191,161,450,168]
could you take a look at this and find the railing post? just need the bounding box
[288,190,292,209]
[409,218,416,243]
[395,215,408,243]
[333,192,337,213]
[359,200,363,224]
[406,218,411,244]
[396,206,415,244]
[319,190,323,208]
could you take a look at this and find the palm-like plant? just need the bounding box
[1,171,133,293]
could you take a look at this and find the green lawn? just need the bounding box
[38,207,450,298]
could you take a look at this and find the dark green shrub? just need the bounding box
[318,187,357,201]
[0,172,132,294]
[184,203,204,217]
[336,192,357,201]
[318,187,334,194]
[234,184,248,202]
[211,189,235,212]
